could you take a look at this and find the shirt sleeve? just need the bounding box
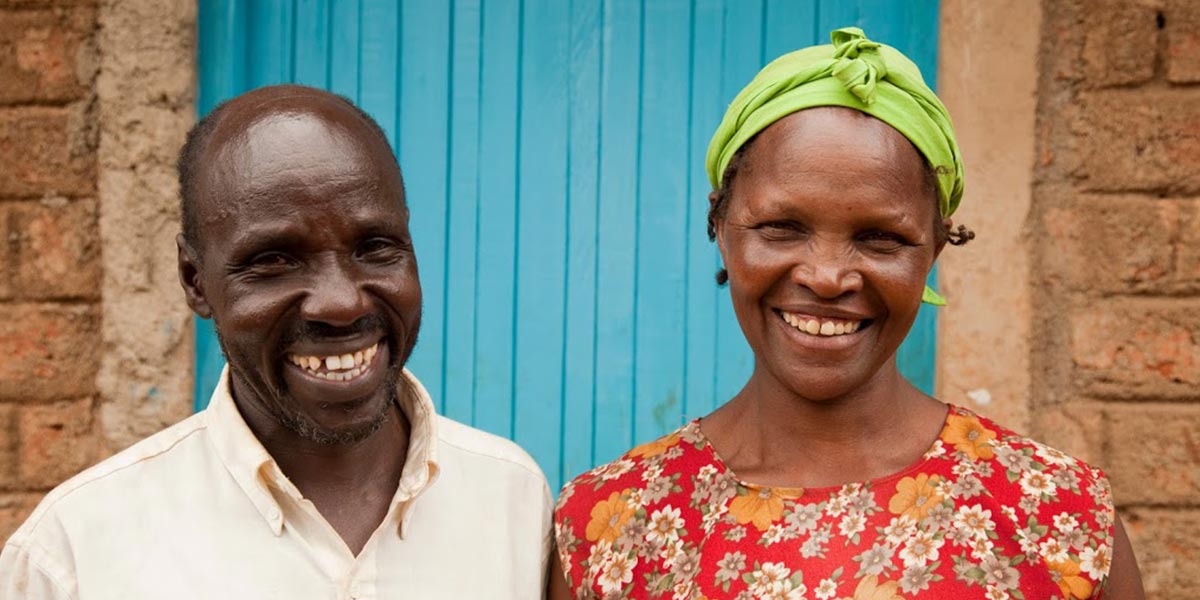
[0,540,75,600]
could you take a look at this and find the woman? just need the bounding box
[550,28,1143,600]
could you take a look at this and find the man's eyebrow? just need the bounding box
[224,223,309,259]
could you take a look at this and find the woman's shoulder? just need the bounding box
[555,422,713,517]
[938,404,1114,521]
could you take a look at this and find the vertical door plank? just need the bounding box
[358,0,400,142]
[398,0,452,405]
[473,0,522,439]
[442,0,483,424]
[633,0,691,442]
[713,0,763,404]
[682,0,724,422]
[328,0,361,99]
[764,0,817,59]
[293,0,331,88]
[513,0,570,486]
[561,0,603,483]
[592,0,642,465]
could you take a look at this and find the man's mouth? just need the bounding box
[286,341,380,382]
[778,310,866,337]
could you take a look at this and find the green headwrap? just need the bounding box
[705,27,964,306]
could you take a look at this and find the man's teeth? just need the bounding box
[287,343,380,382]
[780,312,863,337]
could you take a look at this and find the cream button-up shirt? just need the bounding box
[0,368,552,599]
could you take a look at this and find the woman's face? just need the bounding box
[714,106,945,401]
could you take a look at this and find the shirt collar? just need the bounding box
[203,365,442,537]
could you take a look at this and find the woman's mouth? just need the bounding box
[286,341,381,382]
[777,310,867,337]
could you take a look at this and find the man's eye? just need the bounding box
[357,238,407,261]
[248,252,294,268]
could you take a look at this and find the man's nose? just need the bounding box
[301,260,372,327]
[790,243,863,299]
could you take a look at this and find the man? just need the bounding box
[0,85,552,598]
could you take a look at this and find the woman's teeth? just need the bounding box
[286,342,379,382]
[780,312,863,337]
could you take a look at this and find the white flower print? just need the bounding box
[1080,544,1112,580]
[813,579,837,600]
[838,512,867,538]
[1039,537,1069,563]
[899,530,944,567]
[1019,470,1057,499]
[647,505,685,545]
[900,564,934,594]
[597,553,637,594]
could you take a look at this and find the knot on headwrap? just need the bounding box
[704,26,965,307]
[831,27,887,104]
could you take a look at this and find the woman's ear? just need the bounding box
[934,217,952,260]
[709,190,727,255]
[177,234,213,319]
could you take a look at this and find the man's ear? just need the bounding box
[177,234,212,319]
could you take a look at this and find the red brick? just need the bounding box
[1104,405,1200,505]
[0,204,11,299]
[0,7,96,104]
[0,303,99,401]
[1178,201,1200,286]
[1166,0,1200,83]
[1081,0,1159,87]
[17,398,98,488]
[0,106,94,197]
[1124,508,1200,598]
[9,198,99,299]
[1043,195,1180,294]
[1078,89,1200,194]
[0,404,16,489]
[0,493,41,543]
[1071,301,1200,398]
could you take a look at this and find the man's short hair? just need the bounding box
[176,88,401,249]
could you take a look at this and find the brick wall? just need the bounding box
[0,0,194,540]
[1033,1,1200,597]
[0,0,103,539]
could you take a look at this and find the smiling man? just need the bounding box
[0,85,552,599]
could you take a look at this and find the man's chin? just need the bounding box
[276,406,392,446]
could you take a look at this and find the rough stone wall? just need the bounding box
[1032,1,1198,597]
[0,0,194,540]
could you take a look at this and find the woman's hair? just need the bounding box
[706,136,974,285]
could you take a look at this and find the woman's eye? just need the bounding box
[859,231,910,248]
[755,221,805,238]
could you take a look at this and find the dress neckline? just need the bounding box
[687,403,958,498]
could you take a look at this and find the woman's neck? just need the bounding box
[701,360,948,489]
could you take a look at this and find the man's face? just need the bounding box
[180,107,421,445]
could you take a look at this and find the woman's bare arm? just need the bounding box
[548,546,573,600]
[1104,516,1145,600]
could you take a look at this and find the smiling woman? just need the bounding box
[551,28,1145,600]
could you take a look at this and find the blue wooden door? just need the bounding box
[196,0,942,490]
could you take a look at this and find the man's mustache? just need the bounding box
[280,314,388,347]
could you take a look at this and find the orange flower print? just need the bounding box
[888,473,943,521]
[585,490,635,544]
[841,575,904,600]
[1046,559,1094,599]
[627,433,681,458]
[728,486,786,531]
[941,413,997,460]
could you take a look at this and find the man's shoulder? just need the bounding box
[9,412,210,544]
[434,416,546,484]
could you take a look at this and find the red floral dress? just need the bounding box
[554,406,1115,600]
